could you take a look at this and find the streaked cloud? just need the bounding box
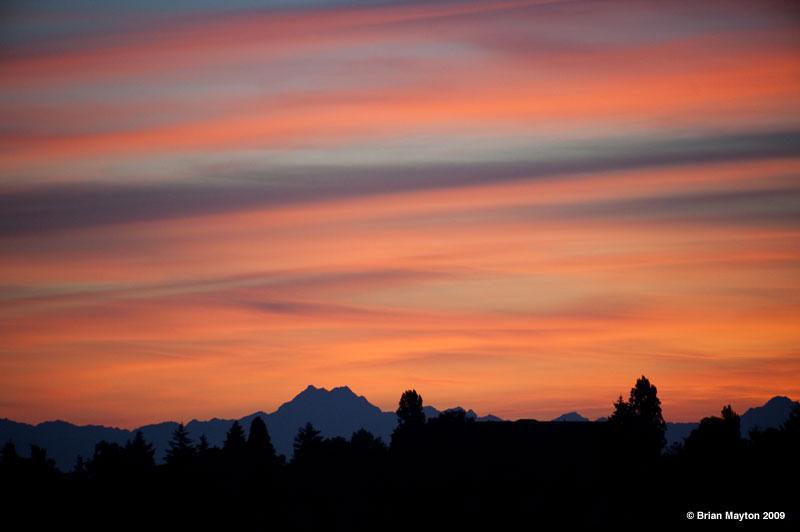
[1,0,798,426]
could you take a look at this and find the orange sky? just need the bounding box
[1,0,799,427]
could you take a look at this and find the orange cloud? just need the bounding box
[1,0,799,427]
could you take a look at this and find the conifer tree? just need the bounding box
[165,423,196,467]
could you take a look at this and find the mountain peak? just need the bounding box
[764,395,793,407]
[552,412,589,422]
[281,385,377,415]
[292,384,324,399]
[741,395,798,436]
[292,385,361,401]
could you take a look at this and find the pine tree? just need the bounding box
[223,420,247,455]
[73,455,88,479]
[165,423,196,467]
[293,422,322,464]
[1,441,18,466]
[125,430,155,470]
[197,434,210,454]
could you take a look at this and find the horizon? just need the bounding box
[4,383,795,430]
[2,0,800,429]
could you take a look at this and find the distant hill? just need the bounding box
[545,395,800,447]
[0,385,501,470]
[662,396,800,447]
[665,422,698,447]
[2,391,795,471]
[0,419,130,471]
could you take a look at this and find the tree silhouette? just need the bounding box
[247,416,276,466]
[609,375,666,457]
[782,404,800,435]
[0,441,22,482]
[88,441,125,480]
[29,444,55,470]
[29,444,58,480]
[351,429,386,454]
[431,408,471,427]
[1,441,18,466]
[392,389,426,449]
[684,404,742,459]
[721,404,740,434]
[1,440,57,495]
[125,430,155,470]
[2,385,799,529]
[72,455,88,478]
[396,389,425,428]
[223,420,247,456]
[197,434,210,454]
[293,422,322,464]
[165,423,196,468]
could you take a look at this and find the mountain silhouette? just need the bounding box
[251,385,397,457]
[1,390,794,470]
[664,422,698,447]
[128,385,400,461]
[740,395,799,435]
[0,385,501,469]
[659,396,800,447]
[552,412,590,422]
[0,418,130,470]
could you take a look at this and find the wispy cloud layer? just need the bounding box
[1,0,798,425]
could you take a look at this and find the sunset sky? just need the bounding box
[1,0,799,427]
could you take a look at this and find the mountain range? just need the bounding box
[1,386,796,471]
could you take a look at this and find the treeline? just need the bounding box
[1,376,797,529]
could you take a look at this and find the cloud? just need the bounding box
[1,129,798,236]
[2,0,800,425]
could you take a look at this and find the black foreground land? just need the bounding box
[2,377,797,530]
